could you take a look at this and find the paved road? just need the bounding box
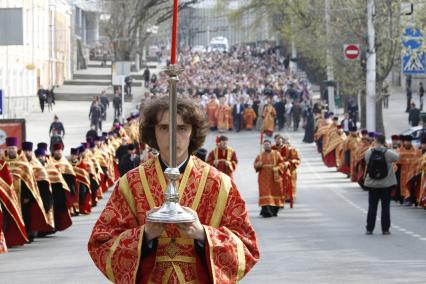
[1,127,426,283]
[1,84,425,283]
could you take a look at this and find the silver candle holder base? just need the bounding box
[146,167,196,223]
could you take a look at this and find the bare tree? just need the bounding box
[101,0,200,61]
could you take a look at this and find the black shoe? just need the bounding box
[365,231,373,235]
[382,231,391,235]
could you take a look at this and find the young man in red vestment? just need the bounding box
[254,140,285,217]
[206,135,238,179]
[88,96,259,284]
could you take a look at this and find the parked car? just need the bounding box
[191,45,206,53]
[400,126,422,147]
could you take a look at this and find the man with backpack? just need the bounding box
[364,134,399,235]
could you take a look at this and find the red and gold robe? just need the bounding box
[206,147,238,179]
[419,153,426,208]
[314,120,331,154]
[243,107,256,130]
[31,158,55,229]
[51,156,77,208]
[272,145,292,203]
[71,158,92,214]
[46,159,73,231]
[398,146,422,199]
[338,135,360,177]
[322,126,341,168]
[0,206,6,253]
[261,104,276,136]
[254,150,285,207]
[88,156,259,283]
[287,146,301,199]
[215,104,231,132]
[354,140,371,187]
[6,154,53,233]
[206,100,219,128]
[0,160,28,250]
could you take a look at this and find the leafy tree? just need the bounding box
[227,0,401,134]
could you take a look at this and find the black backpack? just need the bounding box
[367,149,388,180]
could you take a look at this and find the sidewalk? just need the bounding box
[383,86,419,136]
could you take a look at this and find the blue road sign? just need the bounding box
[402,27,426,75]
[0,89,3,115]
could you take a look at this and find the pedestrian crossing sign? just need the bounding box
[402,27,426,75]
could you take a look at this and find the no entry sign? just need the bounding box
[344,44,360,60]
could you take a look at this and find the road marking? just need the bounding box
[298,143,426,243]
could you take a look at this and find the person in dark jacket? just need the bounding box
[340,113,355,134]
[232,98,245,132]
[274,97,286,131]
[37,87,47,112]
[364,134,399,235]
[49,115,65,137]
[291,101,303,131]
[303,107,315,143]
[89,100,102,132]
[100,91,109,120]
[143,67,150,88]
[408,102,420,127]
[118,143,141,176]
[113,90,122,119]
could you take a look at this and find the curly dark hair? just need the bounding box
[139,96,208,154]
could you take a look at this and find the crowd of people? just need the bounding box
[0,112,141,253]
[142,45,313,136]
[314,111,426,234]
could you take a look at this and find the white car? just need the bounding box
[191,45,206,53]
[400,126,422,147]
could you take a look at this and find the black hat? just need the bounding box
[70,148,79,155]
[22,141,33,151]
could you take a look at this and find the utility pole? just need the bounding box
[325,0,336,114]
[290,15,298,75]
[366,0,376,131]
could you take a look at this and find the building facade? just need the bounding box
[0,0,99,118]
[0,0,60,118]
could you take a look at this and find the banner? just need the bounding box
[0,119,26,149]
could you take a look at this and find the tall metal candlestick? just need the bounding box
[146,0,196,224]
[170,0,179,65]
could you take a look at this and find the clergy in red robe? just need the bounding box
[70,147,92,215]
[5,137,54,241]
[254,140,285,217]
[215,97,231,133]
[25,142,55,230]
[261,99,276,137]
[206,95,219,130]
[51,143,76,224]
[271,135,292,205]
[206,135,238,179]
[243,104,257,130]
[397,135,422,204]
[88,96,259,283]
[0,160,28,251]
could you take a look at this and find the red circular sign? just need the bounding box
[344,44,360,60]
